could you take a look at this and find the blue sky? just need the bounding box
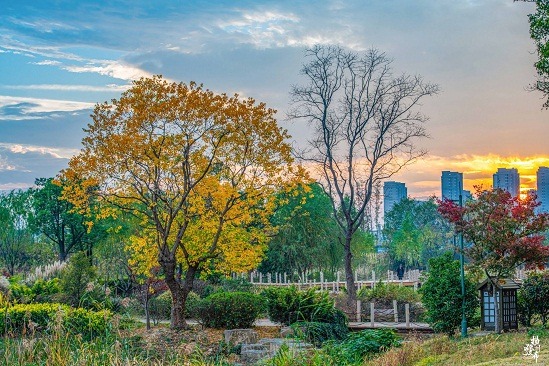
[1,0,547,196]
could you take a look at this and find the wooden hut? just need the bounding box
[478,278,520,331]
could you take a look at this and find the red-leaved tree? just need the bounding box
[438,187,549,332]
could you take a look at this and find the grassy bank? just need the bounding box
[368,331,549,366]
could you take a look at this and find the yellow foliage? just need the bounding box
[61,76,307,282]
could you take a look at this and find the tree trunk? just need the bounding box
[344,234,357,301]
[161,253,198,329]
[145,292,151,330]
[59,242,67,262]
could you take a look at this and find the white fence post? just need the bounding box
[393,300,398,322]
[370,302,375,328]
[405,303,410,329]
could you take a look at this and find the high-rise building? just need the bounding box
[441,171,463,202]
[383,181,407,214]
[493,168,520,198]
[537,167,549,213]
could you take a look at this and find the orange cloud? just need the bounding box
[392,154,549,198]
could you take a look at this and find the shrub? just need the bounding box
[518,270,549,327]
[324,329,401,364]
[263,286,347,326]
[419,253,478,336]
[9,278,61,304]
[358,282,420,304]
[291,321,348,347]
[59,252,97,307]
[0,303,111,338]
[202,277,254,298]
[185,291,201,318]
[196,291,263,328]
[149,291,172,322]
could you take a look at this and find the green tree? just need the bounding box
[0,190,34,275]
[59,251,97,307]
[518,270,549,326]
[420,253,478,336]
[384,198,453,269]
[521,0,549,107]
[29,178,95,261]
[259,183,343,276]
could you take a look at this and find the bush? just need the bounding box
[518,270,549,327]
[0,303,111,338]
[10,278,61,304]
[263,286,347,326]
[324,329,401,364]
[149,291,172,322]
[59,252,97,307]
[196,291,263,328]
[291,321,348,347]
[358,282,420,304]
[202,277,254,298]
[419,253,478,336]
[185,291,201,318]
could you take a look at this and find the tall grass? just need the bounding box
[0,313,229,366]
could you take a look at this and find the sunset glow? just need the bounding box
[393,154,549,198]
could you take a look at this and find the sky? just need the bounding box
[0,0,548,198]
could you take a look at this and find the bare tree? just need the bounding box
[289,45,438,300]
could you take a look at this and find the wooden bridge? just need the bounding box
[242,269,422,293]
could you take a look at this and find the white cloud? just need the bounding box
[7,17,79,33]
[32,60,62,66]
[0,143,79,160]
[0,155,16,171]
[63,60,151,81]
[0,95,94,120]
[4,84,130,92]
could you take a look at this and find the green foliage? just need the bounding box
[29,178,98,262]
[358,282,421,304]
[196,291,264,329]
[527,0,549,107]
[290,321,348,347]
[202,276,254,298]
[260,183,343,276]
[149,291,172,321]
[59,251,97,307]
[0,189,36,275]
[263,286,347,330]
[383,198,453,269]
[518,270,549,327]
[184,291,201,318]
[324,329,401,364]
[0,303,111,338]
[527,325,549,338]
[10,278,61,304]
[419,253,478,336]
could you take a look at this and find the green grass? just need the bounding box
[366,331,549,366]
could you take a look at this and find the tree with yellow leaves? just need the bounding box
[63,76,301,328]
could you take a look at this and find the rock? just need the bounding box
[280,326,294,338]
[224,329,259,347]
[240,344,269,364]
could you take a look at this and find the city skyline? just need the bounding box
[1,1,548,195]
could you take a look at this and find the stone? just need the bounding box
[240,344,269,364]
[224,329,259,346]
[280,326,294,338]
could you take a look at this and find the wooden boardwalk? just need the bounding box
[348,321,433,333]
[254,319,432,333]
